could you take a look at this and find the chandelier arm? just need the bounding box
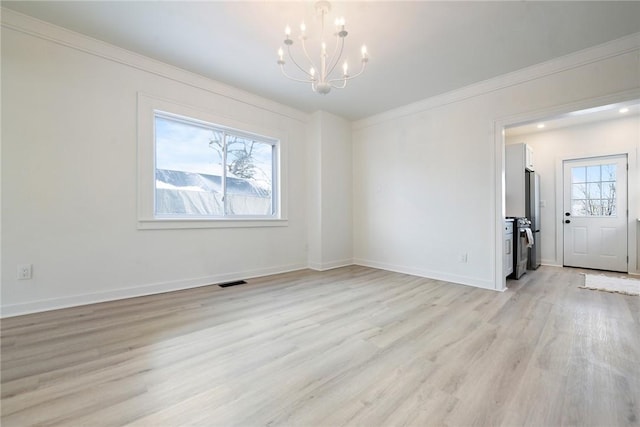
[279,64,313,83]
[325,35,345,78]
[299,37,318,72]
[330,79,348,89]
[287,44,316,79]
[328,60,367,84]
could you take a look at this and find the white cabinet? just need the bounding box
[505,143,533,217]
[525,145,534,171]
[504,220,514,277]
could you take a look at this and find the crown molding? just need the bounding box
[353,32,640,130]
[0,7,309,124]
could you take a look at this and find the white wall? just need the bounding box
[507,115,640,271]
[352,40,640,290]
[307,111,353,270]
[1,15,312,316]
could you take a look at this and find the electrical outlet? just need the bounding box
[17,264,32,280]
[459,253,468,263]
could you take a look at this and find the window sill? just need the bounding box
[137,218,288,230]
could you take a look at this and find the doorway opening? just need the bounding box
[496,97,639,290]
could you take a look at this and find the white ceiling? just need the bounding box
[505,101,640,137]
[3,1,640,120]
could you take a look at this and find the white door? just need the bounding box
[563,155,627,272]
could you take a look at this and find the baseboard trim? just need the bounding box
[308,259,354,271]
[1,258,512,317]
[0,263,307,318]
[352,258,498,291]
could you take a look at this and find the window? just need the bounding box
[137,93,286,229]
[155,113,278,218]
[570,163,617,216]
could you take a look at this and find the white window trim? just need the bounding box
[137,93,288,229]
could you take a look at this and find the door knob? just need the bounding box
[565,219,571,224]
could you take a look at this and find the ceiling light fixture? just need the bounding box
[537,123,545,129]
[619,107,629,113]
[277,1,369,95]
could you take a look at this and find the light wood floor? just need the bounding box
[2,266,639,426]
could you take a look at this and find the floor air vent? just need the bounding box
[218,280,247,288]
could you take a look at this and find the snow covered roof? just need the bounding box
[155,169,272,215]
[156,169,270,197]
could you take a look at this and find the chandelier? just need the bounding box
[277,1,369,95]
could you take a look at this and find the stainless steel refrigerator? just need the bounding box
[525,171,541,269]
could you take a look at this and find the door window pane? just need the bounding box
[601,181,615,199]
[572,167,586,183]
[587,200,602,216]
[587,182,601,199]
[586,165,600,182]
[602,199,617,216]
[571,184,586,199]
[571,200,587,216]
[601,164,616,181]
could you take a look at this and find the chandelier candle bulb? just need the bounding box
[276,0,368,94]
